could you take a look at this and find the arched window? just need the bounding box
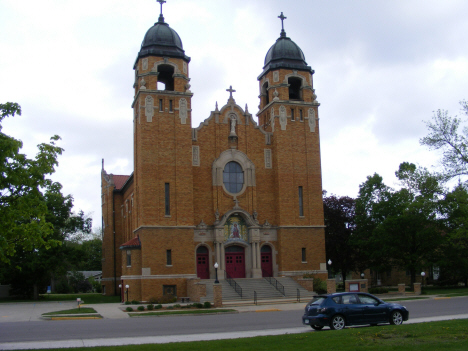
[196,246,209,254]
[223,161,244,194]
[262,82,269,106]
[157,64,175,91]
[261,245,272,253]
[288,77,302,100]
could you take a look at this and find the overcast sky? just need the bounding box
[1,0,467,230]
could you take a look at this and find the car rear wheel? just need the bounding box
[390,311,403,325]
[311,325,323,330]
[330,315,346,330]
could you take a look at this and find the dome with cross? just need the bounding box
[137,0,190,62]
[260,12,312,77]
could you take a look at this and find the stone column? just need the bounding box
[413,283,421,295]
[256,242,261,270]
[213,283,222,307]
[398,283,405,295]
[327,279,336,294]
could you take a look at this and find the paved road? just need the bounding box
[0,296,467,350]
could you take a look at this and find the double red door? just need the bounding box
[225,252,245,278]
[196,253,210,279]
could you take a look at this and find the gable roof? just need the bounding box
[113,175,131,190]
[120,236,141,250]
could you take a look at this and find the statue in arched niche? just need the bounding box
[229,114,237,136]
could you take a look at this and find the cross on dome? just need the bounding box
[278,12,287,37]
[157,0,166,23]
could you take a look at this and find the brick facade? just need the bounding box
[101,10,327,302]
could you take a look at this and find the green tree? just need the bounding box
[323,192,359,283]
[0,102,63,264]
[420,100,468,181]
[355,163,444,285]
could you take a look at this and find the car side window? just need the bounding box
[359,295,379,305]
[342,294,358,304]
[332,296,341,304]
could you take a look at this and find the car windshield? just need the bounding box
[308,296,326,305]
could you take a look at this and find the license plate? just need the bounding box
[304,319,309,324]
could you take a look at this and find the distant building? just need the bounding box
[101,5,326,302]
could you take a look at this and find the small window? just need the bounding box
[288,77,302,100]
[166,249,172,266]
[301,248,306,262]
[291,108,295,121]
[298,186,304,217]
[159,99,164,112]
[169,100,173,112]
[126,250,132,266]
[163,285,176,296]
[165,183,170,216]
[342,294,358,305]
[299,109,303,121]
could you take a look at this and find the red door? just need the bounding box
[225,252,245,278]
[196,253,210,279]
[261,252,273,277]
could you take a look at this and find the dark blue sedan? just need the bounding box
[302,292,409,330]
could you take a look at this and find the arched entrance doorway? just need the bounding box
[225,245,245,278]
[196,246,210,279]
[261,245,273,277]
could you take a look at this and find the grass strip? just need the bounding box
[129,309,236,317]
[32,318,468,351]
[42,308,97,315]
[383,297,430,302]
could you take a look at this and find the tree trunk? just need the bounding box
[33,284,39,300]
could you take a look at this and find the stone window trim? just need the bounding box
[212,150,256,197]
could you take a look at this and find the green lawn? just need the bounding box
[34,319,468,351]
[423,287,468,297]
[42,308,97,315]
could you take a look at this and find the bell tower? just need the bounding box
[256,13,325,274]
[132,0,194,228]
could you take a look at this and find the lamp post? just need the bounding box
[125,284,129,302]
[214,262,219,284]
[421,272,426,288]
[361,273,365,279]
[327,259,332,279]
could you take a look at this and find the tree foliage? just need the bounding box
[420,100,468,181]
[0,102,63,263]
[323,192,358,283]
[355,163,444,285]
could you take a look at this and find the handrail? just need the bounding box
[254,291,257,305]
[262,269,285,296]
[225,271,242,298]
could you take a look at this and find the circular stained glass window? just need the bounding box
[223,161,244,194]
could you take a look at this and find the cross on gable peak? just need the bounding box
[226,85,236,100]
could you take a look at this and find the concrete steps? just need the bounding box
[199,277,316,304]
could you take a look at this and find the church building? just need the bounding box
[101,3,327,302]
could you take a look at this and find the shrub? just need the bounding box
[174,304,181,308]
[149,297,159,304]
[124,301,131,305]
[313,278,327,294]
[193,303,203,308]
[147,304,154,311]
[131,300,139,305]
[155,304,162,309]
[126,307,133,312]
[203,301,212,308]
[137,306,145,311]
[167,306,174,309]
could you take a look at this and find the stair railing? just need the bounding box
[225,271,242,298]
[262,269,285,296]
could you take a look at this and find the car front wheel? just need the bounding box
[330,315,346,330]
[390,311,403,325]
[311,325,323,330]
